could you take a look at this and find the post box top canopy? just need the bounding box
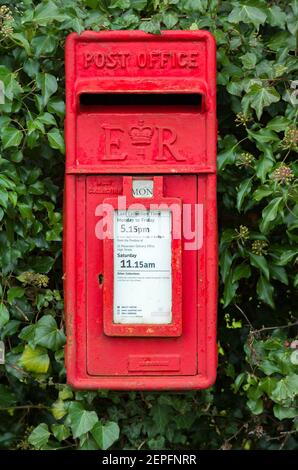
[65,30,216,90]
[67,29,215,39]
[65,30,217,174]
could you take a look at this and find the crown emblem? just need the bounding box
[129,120,153,146]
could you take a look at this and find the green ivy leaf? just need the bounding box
[148,436,166,450]
[237,178,252,212]
[28,424,50,449]
[290,350,298,366]
[247,398,264,415]
[0,189,8,209]
[266,116,290,132]
[79,434,98,450]
[244,84,280,120]
[39,112,57,126]
[0,70,23,105]
[228,2,267,28]
[131,0,148,11]
[286,374,298,396]
[59,386,73,401]
[18,203,33,221]
[34,1,67,25]
[139,18,161,34]
[29,256,54,273]
[256,275,274,308]
[248,128,279,145]
[260,197,283,234]
[110,0,130,8]
[271,375,298,402]
[23,59,40,78]
[259,376,278,397]
[11,33,31,55]
[1,128,23,149]
[91,421,120,450]
[151,404,172,434]
[255,150,275,182]
[253,186,273,201]
[226,79,243,96]
[275,249,298,266]
[31,36,57,57]
[0,175,15,190]
[7,287,25,305]
[249,253,269,280]
[259,359,282,376]
[34,315,65,351]
[162,12,179,28]
[51,399,67,420]
[234,372,247,392]
[223,271,239,308]
[20,345,50,374]
[51,424,70,442]
[217,147,236,172]
[240,52,257,69]
[220,249,234,283]
[18,324,36,346]
[247,384,263,400]
[36,73,58,107]
[47,128,65,154]
[273,404,298,420]
[47,99,65,117]
[267,5,287,28]
[0,303,9,328]
[232,264,251,283]
[68,402,98,439]
[269,265,288,285]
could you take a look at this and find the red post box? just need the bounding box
[64,30,217,390]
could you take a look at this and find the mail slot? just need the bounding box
[64,30,217,390]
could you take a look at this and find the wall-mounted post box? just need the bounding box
[64,30,217,390]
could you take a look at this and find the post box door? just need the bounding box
[85,174,198,376]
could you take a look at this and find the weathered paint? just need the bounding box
[64,30,217,390]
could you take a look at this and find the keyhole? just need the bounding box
[98,274,104,285]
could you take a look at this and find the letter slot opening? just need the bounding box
[79,93,203,112]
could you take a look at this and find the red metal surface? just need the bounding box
[64,30,217,390]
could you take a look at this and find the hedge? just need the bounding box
[0,0,297,450]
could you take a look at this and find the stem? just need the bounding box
[0,404,49,411]
[254,321,298,333]
[233,304,298,334]
[234,303,254,329]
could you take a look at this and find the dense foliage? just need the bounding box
[0,0,297,450]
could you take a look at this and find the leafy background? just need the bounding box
[0,0,297,450]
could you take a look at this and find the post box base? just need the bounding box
[66,373,217,391]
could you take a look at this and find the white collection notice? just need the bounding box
[113,209,172,324]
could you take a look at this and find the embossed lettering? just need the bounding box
[94,53,105,68]
[83,51,199,70]
[177,52,187,67]
[137,53,146,68]
[84,52,130,69]
[84,52,93,68]
[100,122,185,162]
[156,127,185,161]
[190,52,199,67]
[160,52,171,68]
[102,125,127,160]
